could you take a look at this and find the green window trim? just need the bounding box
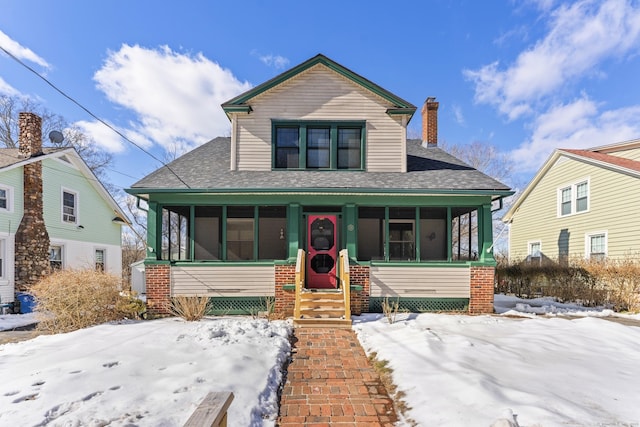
[271,120,366,170]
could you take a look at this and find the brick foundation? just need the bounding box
[274,264,296,317]
[145,263,171,316]
[469,266,495,314]
[349,265,370,315]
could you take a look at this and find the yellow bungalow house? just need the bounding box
[504,139,640,263]
[127,54,512,323]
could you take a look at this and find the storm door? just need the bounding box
[306,215,338,289]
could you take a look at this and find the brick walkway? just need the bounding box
[277,328,398,426]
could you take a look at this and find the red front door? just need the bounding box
[306,215,337,289]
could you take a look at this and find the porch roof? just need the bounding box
[128,138,511,197]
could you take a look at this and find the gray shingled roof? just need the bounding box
[0,148,65,169]
[129,138,510,193]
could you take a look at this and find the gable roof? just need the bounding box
[0,147,130,225]
[503,147,640,222]
[221,54,417,120]
[128,137,511,199]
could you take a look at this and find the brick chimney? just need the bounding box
[421,97,439,146]
[15,112,50,291]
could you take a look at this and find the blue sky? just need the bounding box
[2,0,640,194]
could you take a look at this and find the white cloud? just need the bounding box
[73,120,154,154]
[93,44,251,153]
[0,30,50,69]
[251,50,290,70]
[465,0,640,120]
[452,104,466,126]
[510,96,640,172]
[0,76,20,96]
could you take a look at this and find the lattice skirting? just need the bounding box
[206,297,272,315]
[368,297,469,313]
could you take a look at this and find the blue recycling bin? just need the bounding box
[16,292,36,314]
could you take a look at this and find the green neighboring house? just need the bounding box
[127,54,512,319]
[0,113,128,309]
[504,139,640,262]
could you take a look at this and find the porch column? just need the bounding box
[146,201,160,260]
[344,204,357,257]
[287,204,300,261]
[479,203,495,263]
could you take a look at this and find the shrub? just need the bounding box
[31,269,144,334]
[497,255,640,312]
[170,295,210,321]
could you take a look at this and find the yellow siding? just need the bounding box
[235,64,405,172]
[605,146,640,161]
[509,157,640,260]
[171,266,275,297]
[370,266,470,298]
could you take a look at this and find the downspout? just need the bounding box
[230,114,237,171]
[401,115,407,172]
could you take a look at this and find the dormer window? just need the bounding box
[272,120,364,170]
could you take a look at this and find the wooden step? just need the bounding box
[293,318,352,329]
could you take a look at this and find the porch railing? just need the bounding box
[293,249,305,319]
[339,249,351,321]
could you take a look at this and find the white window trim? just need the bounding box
[527,240,542,264]
[0,184,14,213]
[585,231,607,260]
[61,187,79,225]
[557,177,590,218]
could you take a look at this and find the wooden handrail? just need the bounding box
[183,391,234,427]
[339,249,351,321]
[294,249,305,319]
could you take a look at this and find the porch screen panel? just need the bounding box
[357,207,384,261]
[258,206,287,260]
[161,206,190,261]
[227,206,254,261]
[389,207,416,261]
[451,207,478,261]
[420,208,447,261]
[194,206,221,260]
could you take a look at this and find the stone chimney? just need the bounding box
[421,97,439,146]
[15,112,50,291]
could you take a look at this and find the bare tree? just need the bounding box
[0,95,113,181]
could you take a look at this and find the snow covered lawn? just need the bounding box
[1,296,639,426]
[354,298,640,426]
[0,317,292,426]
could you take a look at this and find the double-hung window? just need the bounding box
[586,232,606,261]
[62,189,78,223]
[558,179,589,217]
[95,249,105,272]
[0,188,7,210]
[273,121,364,170]
[528,241,541,264]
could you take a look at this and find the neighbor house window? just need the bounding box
[0,188,8,211]
[0,239,5,278]
[273,121,364,170]
[558,179,589,217]
[586,232,606,261]
[50,245,63,270]
[528,241,541,264]
[95,249,105,272]
[62,189,78,223]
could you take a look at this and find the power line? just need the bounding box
[0,44,191,189]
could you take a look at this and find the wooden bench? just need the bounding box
[183,391,234,427]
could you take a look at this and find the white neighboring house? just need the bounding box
[0,112,129,307]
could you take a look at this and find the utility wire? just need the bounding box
[0,44,191,188]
